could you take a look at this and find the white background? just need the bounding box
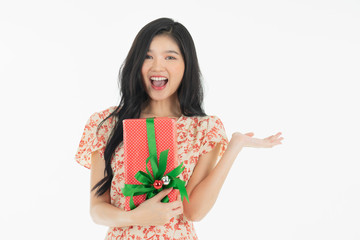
[1,0,359,239]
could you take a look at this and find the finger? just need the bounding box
[274,132,282,137]
[269,132,282,139]
[264,136,274,143]
[272,136,284,143]
[167,200,183,210]
[270,133,282,141]
[155,187,173,200]
[272,139,284,146]
[265,135,274,140]
[172,207,184,216]
[173,192,182,202]
[276,138,284,144]
[172,205,183,213]
[177,192,183,202]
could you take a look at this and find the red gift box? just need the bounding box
[123,117,180,211]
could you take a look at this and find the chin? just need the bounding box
[148,95,168,101]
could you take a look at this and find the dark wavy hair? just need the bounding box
[91,17,206,197]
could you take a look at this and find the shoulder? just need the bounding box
[198,115,223,123]
[75,106,118,169]
[86,106,118,131]
[185,115,224,129]
[89,106,118,122]
[180,115,226,140]
[91,105,118,119]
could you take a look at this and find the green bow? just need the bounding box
[121,118,189,210]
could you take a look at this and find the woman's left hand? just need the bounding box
[231,131,284,148]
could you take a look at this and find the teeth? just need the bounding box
[150,77,168,81]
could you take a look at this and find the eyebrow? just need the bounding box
[148,49,180,55]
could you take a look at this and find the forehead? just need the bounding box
[148,34,181,52]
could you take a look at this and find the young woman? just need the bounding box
[75,17,283,239]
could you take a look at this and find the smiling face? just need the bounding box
[141,34,185,102]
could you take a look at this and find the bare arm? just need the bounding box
[183,131,283,222]
[90,150,183,227]
[89,150,134,227]
[182,138,243,222]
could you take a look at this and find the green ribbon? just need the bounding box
[121,118,189,210]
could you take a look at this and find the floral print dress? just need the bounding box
[75,106,229,240]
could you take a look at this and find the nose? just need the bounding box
[151,57,164,71]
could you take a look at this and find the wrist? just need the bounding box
[127,207,141,226]
[113,208,138,227]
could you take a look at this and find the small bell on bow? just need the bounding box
[161,175,171,186]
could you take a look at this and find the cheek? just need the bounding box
[172,65,185,80]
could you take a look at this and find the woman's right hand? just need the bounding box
[131,187,183,226]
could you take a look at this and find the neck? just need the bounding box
[141,95,182,118]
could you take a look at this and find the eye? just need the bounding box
[145,54,153,59]
[166,56,176,60]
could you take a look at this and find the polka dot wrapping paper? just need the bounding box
[123,117,179,211]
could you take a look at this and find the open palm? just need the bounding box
[232,132,284,148]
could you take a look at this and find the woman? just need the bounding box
[75,17,283,239]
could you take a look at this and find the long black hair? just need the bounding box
[91,17,206,197]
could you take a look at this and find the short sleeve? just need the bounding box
[74,107,116,169]
[199,115,229,160]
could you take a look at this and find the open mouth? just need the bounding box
[151,79,168,87]
[150,76,168,89]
